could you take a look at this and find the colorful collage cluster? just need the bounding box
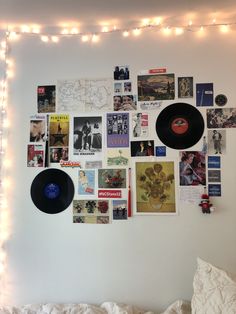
[27,65,236,219]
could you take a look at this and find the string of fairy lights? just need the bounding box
[0,15,235,302]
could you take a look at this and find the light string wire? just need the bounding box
[6,20,236,41]
[0,29,10,304]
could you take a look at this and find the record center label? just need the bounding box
[171,117,189,135]
[44,183,60,199]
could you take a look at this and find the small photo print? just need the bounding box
[98,169,126,189]
[74,116,102,154]
[50,147,68,163]
[138,74,175,101]
[30,115,46,142]
[178,77,193,98]
[179,151,206,186]
[124,81,132,93]
[107,148,129,167]
[131,140,154,157]
[207,108,236,128]
[208,156,221,169]
[113,95,137,111]
[208,184,221,197]
[114,82,122,94]
[132,112,148,138]
[155,146,166,157]
[37,85,56,113]
[208,129,226,154]
[73,200,110,224]
[78,169,95,195]
[27,144,44,167]
[114,65,130,80]
[112,200,128,220]
[208,170,221,182]
[85,160,103,169]
[196,83,214,106]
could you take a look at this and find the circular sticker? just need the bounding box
[215,94,227,107]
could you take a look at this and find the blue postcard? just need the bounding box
[208,184,221,197]
[156,146,166,157]
[208,156,221,168]
[196,83,214,106]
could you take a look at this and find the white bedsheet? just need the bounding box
[0,301,191,314]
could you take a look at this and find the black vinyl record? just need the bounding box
[156,103,204,150]
[30,168,75,214]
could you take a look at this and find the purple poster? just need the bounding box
[107,113,129,147]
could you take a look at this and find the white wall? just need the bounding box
[5,27,236,313]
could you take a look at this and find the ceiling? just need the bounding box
[0,0,236,31]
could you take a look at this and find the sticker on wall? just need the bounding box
[208,170,221,182]
[196,83,214,106]
[107,113,129,147]
[208,129,226,155]
[155,146,166,157]
[85,160,103,169]
[73,200,110,224]
[132,112,148,138]
[37,85,56,113]
[178,77,193,98]
[179,151,206,186]
[78,169,95,195]
[131,140,154,157]
[113,95,137,111]
[208,156,221,168]
[135,161,176,214]
[112,200,128,220]
[113,65,130,80]
[208,184,221,197]
[139,101,162,110]
[98,169,126,189]
[27,144,45,167]
[207,108,236,128]
[74,116,102,156]
[215,94,227,107]
[138,73,175,101]
[107,148,129,167]
[98,190,122,198]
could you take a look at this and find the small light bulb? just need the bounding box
[41,35,49,42]
[91,34,99,43]
[220,25,229,33]
[133,28,141,36]
[102,26,109,33]
[123,30,129,37]
[142,18,150,26]
[61,28,69,35]
[21,25,30,33]
[81,35,89,42]
[163,27,171,36]
[51,36,59,43]
[175,27,184,35]
[71,27,79,34]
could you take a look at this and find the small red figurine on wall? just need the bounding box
[199,188,215,214]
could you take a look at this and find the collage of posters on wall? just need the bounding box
[27,64,236,221]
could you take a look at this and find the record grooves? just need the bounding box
[156,103,205,149]
[30,168,75,214]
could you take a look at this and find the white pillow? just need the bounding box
[191,258,236,314]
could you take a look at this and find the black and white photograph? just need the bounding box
[131,140,154,157]
[74,116,102,155]
[178,77,193,98]
[207,108,236,128]
[208,129,226,155]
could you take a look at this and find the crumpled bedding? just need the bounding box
[0,300,191,314]
[0,302,153,314]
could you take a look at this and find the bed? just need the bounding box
[0,259,235,314]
